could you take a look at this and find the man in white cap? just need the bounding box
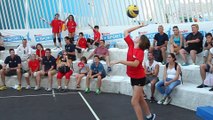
[197,47,213,91]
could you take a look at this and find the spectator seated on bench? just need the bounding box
[87,40,112,73]
[197,47,213,91]
[179,24,203,66]
[0,49,22,91]
[156,53,181,105]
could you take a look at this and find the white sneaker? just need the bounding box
[157,98,166,105]
[46,88,52,92]
[34,86,40,91]
[163,97,172,105]
[25,85,31,90]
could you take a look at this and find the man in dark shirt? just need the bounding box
[0,49,22,91]
[35,48,56,91]
[64,36,76,61]
[151,25,169,64]
[180,24,203,66]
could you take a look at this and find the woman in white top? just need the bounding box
[156,53,181,105]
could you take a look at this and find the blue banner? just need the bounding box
[102,33,124,41]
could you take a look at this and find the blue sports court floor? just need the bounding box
[0,88,200,120]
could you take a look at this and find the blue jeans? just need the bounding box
[156,78,181,97]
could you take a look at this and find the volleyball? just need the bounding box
[127,5,139,18]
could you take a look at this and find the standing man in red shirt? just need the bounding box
[50,13,64,50]
[111,23,156,120]
[66,15,77,42]
[87,24,101,50]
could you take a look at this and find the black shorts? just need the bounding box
[87,38,99,47]
[5,70,17,76]
[205,64,211,72]
[184,46,202,54]
[130,77,146,86]
[68,55,76,61]
[80,73,87,76]
[76,47,82,53]
[92,72,106,79]
[99,56,106,61]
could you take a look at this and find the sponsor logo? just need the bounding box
[35,34,53,42]
[102,33,124,41]
[3,32,31,42]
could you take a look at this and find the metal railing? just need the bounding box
[0,0,213,30]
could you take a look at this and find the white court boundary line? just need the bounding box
[0,92,78,99]
[78,92,100,120]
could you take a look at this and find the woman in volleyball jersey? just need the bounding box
[66,15,77,42]
[111,23,156,120]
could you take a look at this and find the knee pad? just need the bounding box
[58,37,61,43]
[53,38,56,43]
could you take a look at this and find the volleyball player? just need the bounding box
[111,23,156,120]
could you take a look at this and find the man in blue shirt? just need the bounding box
[85,55,106,94]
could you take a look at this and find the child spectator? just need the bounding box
[170,26,184,54]
[156,53,181,105]
[76,32,87,58]
[76,56,89,88]
[85,55,106,94]
[23,54,40,89]
[203,33,213,63]
[87,24,101,49]
[56,51,73,91]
